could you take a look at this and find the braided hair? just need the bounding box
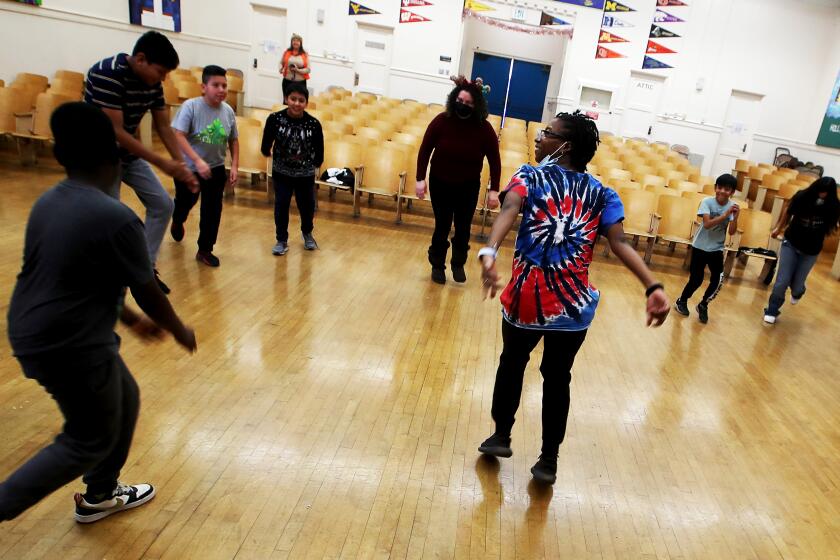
[555,110,600,172]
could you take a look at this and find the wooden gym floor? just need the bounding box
[0,155,838,559]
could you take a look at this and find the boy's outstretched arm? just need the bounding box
[606,222,670,326]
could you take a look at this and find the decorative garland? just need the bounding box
[462,9,574,37]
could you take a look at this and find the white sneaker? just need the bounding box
[74,482,155,523]
[763,314,777,324]
[790,296,800,305]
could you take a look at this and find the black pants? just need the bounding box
[282,79,307,100]
[173,166,227,252]
[491,320,588,457]
[680,248,724,303]
[428,175,480,269]
[0,353,139,520]
[274,173,315,243]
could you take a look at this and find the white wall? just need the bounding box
[2,0,839,176]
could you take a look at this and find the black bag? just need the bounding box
[320,167,355,192]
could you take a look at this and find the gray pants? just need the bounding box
[0,353,140,520]
[765,239,819,317]
[110,159,174,264]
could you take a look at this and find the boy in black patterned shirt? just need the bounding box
[260,82,324,255]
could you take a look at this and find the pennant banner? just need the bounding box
[650,24,679,38]
[598,30,628,43]
[604,0,634,12]
[463,9,573,36]
[553,0,605,8]
[642,55,672,69]
[596,45,626,59]
[540,11,571,25]
[654,9,684,22]
[816,69,840,148]
[602,15,633,28]
[401,0,432,5]
[646,40,675,54]
[464,0,493,11]
[349,1,379,15]
[656,0,687,5]
[400,8,430,22]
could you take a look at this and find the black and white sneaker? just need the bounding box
[696,302,709,324]
[674,298,689,317]
[74,482,156,523]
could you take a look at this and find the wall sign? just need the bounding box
[816,69,840,149]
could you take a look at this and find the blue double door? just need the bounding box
[471,52,550,123]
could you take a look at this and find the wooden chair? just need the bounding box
[315,139,363,201]
[655,196,700,264]
[355,127,385,148]
[391,132,420,148]
[733,158,752,193]
[681,191,708,209]
[354,144,407,220]
[744,165,772,201]
[235,124,270,199]
[11,92,75,165]
[0,86,31,135]
[640,174,666,189]
[14,73,49,91]
[755,174,786,212]
[322,120,354,137]
[54,70,85,84]
[367,119,398,141]
[724,208,779,281]
[702,183,717,195]
[174,80,202,101]
[673,180,701,193]
[610,189,660,262]
[9,83,43,109]
[355,92,377,104]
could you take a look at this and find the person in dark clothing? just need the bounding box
[0,103,196,524]
[763,176,839,324]
[415,75,501,285]
[260,82,324,256]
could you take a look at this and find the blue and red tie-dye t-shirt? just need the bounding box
[499,163,624,331]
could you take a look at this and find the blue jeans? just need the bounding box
[109,159,175,264]
[765,240,818,316]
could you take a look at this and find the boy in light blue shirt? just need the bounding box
[675,173,740,323]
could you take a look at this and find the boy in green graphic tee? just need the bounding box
[170,65,239,267]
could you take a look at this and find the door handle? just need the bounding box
[253,58,258,69]
[742,144,747,153]
[647,126,652,135]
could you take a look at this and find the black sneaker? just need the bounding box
[170,221,184,242]
[530,455,557,485]
[196,250,220,267]
[674,298,689,317]
[154,269,171,294]
[697,302,709,324]
[478,433,512,458]
[451,265,466,283]
[74,482,155,523]
[431,267,446,284]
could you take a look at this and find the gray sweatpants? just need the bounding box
[110,159,175,264]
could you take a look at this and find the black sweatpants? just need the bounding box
[679,247,724,303]
[273,173,315,243]
[491,319,588,457]
[173,166,227,252]
[0,353,140,520]
[428,175,481,269]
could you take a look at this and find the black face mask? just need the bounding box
[454,102,473,119]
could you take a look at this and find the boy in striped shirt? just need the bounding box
[85,31,197,294]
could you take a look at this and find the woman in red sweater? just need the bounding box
[416,76,501,284]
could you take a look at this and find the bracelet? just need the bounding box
[477,246,498,260]
[645,283,664,297]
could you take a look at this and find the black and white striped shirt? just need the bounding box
[84,53,165,161]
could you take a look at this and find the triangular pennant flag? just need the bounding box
[554,0,605,7]
[400,8,430,22]
[656,0,687,6]
[604,0,635,12]
[642,55,673,69]
[654,9,684,23]
[540,11,571,25]
[599,30,629,43]
[349,1,379,15]
[602,15,634,28]
[465,0,493,11]
[596,45,626,59]
[649,24,680,38]
[646,40,676,54]
[401,0,432,6]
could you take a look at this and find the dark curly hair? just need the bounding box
[555,110,600,172]
[445,83,489,123]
